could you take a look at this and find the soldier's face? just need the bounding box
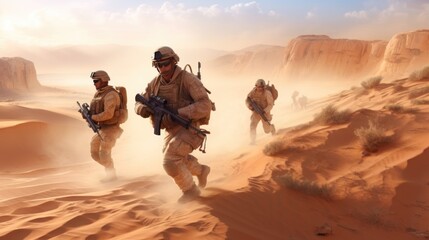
[156,59,174,79]
[93,79,103,90]
[256,85,264,92]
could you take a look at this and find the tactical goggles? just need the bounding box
[155,59,172,68]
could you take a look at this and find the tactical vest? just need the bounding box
[153,71,194,114]
[150,69,211,127]
[90,86,120,125]
[250,88,269,109]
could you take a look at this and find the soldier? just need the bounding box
[246,79,276,145]
[135,46,211,203]
[88,70,124,182]
[292,90,299,110]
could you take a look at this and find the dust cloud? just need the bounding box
[35,55,354,180]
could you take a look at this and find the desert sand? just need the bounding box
[1,70,429,240]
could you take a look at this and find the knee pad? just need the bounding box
[99,149,111,160]
[163,161,179,177]
[90,150,100,162]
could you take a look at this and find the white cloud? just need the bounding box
[197,5,222,18]
[0,1,280,50]
[338,1,429,42]
[344,10,368,19]
[306,11,315,19]
[227,1,262,15]
[1,1,428,51]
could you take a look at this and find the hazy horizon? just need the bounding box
[1,1,428,51]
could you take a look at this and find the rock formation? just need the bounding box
[210,29,429,82]
[0,57,41,91]
[279,35,386,81]
[378,29,429,78]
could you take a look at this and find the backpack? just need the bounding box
[115,86,128,124]
[266,82,278,101]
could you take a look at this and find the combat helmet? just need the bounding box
[255,79,266,87]
[90,70,110,82]
[152,46,180,67]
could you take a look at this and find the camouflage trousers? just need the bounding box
[90,125,123,169]
[163,129,205,192]
[250,111,274,142]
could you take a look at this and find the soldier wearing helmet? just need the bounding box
[88,70,124,182]
[245,78,276,144]
[135,46,212,202]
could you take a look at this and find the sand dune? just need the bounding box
[1,74,429,240]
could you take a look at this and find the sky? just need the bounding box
[0,0,428,51]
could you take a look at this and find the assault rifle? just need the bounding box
[135,94,210,137]
[77,101,103,140]
[246,96,272,125]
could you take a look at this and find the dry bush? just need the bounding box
[263,140,284,156]
[409,86,429,99]
[384,104,418,114]
[313,104,351,125]
[263,140,302,156]
[361,76,382,89]
[409,65,429,81]
[411,99,429,105]
[354,118,392,153]
[275,174,332,199]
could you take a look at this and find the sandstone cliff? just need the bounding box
[279,35,387,81]
[209,29,429,82]
[378,29,429,78]
[0,57,41,91]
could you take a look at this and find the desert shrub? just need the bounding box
[354,118,392,153]
[409,65,429,81]
[263,141,303,156]
[313,104,351,125]
[409,86,429,99]
[384,104,418,114]
[263,140,284,156]
[411,99,429,105]
[361,76,382,89]
[275,174,332,199]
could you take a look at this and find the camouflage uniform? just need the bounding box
[89,71,123,179]
[246,79,276,143]
[135,64,212,195]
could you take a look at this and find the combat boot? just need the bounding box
[101,168,117,182]
[271,125,276,135]
[197,165,210,189]
[178,184,201,203]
